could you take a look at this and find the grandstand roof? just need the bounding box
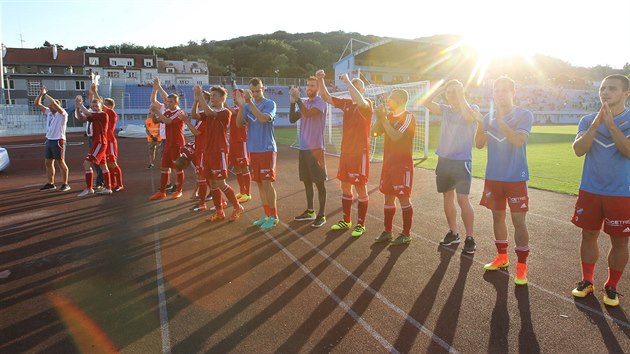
[347,38,452,68]
[3,47,84,66]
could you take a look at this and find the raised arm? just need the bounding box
[289,86,301,123]
[75,95,92,120]
[74,95,88,122]
[243,91,273,123]
[194,85,217,118]
[422,82,445,115]
[475,120,487,149]
[90,82,103,103]
[179,111,200,136]
[453,83,482,123]
[340,74,368,108]
[496,115,528,147]
[316,70,333,104]
[151,77,168,104]
[35,86,47,113]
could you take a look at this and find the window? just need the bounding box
[3,79,14,90]
[75,81,86,90]
[107,71,120,78]
[144,59,153,67]
[27,80,41,96]
[145,72,153,79]
[89,57,99,65]
[164,80,171,85]
[28,98,37,113]
[58,99,67,108]
[371,74,382,83]
[128,72,137,78]
[127,60,133,66]
[192,68,201,74]
[5,99,16,105]
[196,81,203,85]
[55,81,66,90]
[111,59,118,66]
[178,79,190,84]
[166,67,175,73]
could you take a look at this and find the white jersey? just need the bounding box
[45,108,68,140]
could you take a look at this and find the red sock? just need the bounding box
[495,240,508,255]
[384,205,395,233]
[198,178,208,205]
[85,170,93,189]
[176,171,184,192]
[211,188,223,212]
[270,207,278,218]
[357,196,369,226]
[401,203,413,236]
[221,184,240,207]
[242,172,251,195]
[102,170,111,189]
[342,194,353,223]
[263,204,270,217]
[160,170,168,193]
[515,246,529,264]
[605,268,624,289]
[581,262,595,284]
[114,165,123,187]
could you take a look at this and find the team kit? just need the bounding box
[38,72,630,308]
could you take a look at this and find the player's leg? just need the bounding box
[352,183,369,237]
[375,194,396,243]
[391,195,412,245]
[603,235,628,306]
[511,211,530,284]
[79,159,94,197]
[484,209,509,270]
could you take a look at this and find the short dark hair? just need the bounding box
[249,78,263,87]
[167,93,179,103]
[494,76,516,91]
[210,86,227,97]
[603,74,630,91]
[103,98,115,108]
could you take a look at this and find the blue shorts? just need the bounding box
[435,157,472,194]
[45,139,66,160]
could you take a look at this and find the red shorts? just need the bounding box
[106,139,118,162]
[572,190,630,237]
[337,150,370,185]
[229,141,249,167]
[203,150,228,180]
[480,180,529,212]
[86,142,107,165]
[161,145,181,169]
[379,163,413,197]
[250,151,276,182]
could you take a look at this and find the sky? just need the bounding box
[1,0,629,69]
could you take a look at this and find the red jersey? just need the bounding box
[228,106,247,143]
[383,111,415,168]
[163,107,185,148]
[88,111,108,145]
[205,108,231,154]
[104,107,118,142]
[192,116,208,153]
[332,97,373,155]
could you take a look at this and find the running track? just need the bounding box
[1,133,628,353]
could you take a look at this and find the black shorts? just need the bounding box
[299,149,327,183]
[435,157,472,194]
[45,139,65,160]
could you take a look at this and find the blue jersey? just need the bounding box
[243,98,277,153]
[436,103,479,161]
[578,109,630,196]
[483,107,533,181]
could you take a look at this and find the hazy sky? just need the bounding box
[2,0,629,69]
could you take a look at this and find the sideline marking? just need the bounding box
[150,173,172,354]
[3,142,84,148]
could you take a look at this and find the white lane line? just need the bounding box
[259,223,401,354]
[150,173,172,354]
[363,210,630,330]
[278,220,458,354]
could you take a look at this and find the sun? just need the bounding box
[462,31,537,85]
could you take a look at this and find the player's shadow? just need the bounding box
[392,244,456,353]
[514,285,540,353]
[428,251,474,352]
[574,295,626,353]
[604,305,630,341]
[483,269,510,353]
[277,241,393,353]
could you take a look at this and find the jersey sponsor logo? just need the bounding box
[604,218,630,227]
[509,196,527,203]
